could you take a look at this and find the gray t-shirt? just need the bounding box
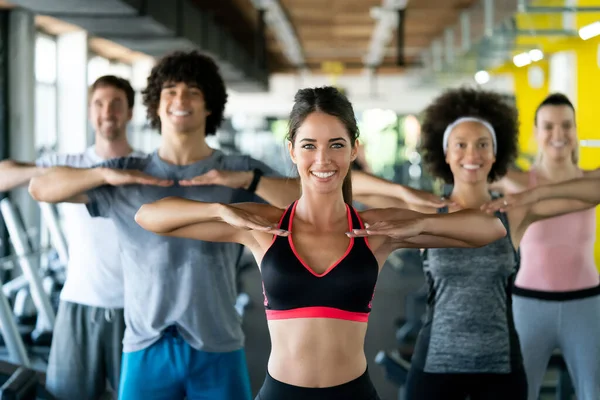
[85,150,278,353]
[411,209,522,374]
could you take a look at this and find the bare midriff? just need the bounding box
[266,317,368,388]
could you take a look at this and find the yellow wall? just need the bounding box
[493,61,550,170]
[575,0,600,268]
[494,1,600,267]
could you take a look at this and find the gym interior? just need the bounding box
[0,0,598,399]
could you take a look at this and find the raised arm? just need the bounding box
[530,176,600,205]
[355,208,506,249]
[484,175,600,215]
[354,194,409,209]
[351,170,448,210]
[135,197,286,246]
[0,160,46,192]
[181,168,448,210]
[29,166,173,204]
[29,166,104,203]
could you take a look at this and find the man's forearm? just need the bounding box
[0,160,45,192]
[537,178,600,204]
[255,177,301,208]
[29,166,106,203]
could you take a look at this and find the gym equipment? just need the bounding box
[387,248,423,276]
[0,273,30,366]
[0,360,55,400]
[235,293,250,317]
[235,246,255,318]
[13,289,35,326]
[38,204,67,268]
[0,367,37,400]
[0,199,55,333]
[395,284,427,345]
[537,351,574,400]
[375,350,410,400]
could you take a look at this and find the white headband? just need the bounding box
[442,117,497,155]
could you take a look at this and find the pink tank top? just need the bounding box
[516,169,599,292]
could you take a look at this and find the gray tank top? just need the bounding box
[411,205,523,374]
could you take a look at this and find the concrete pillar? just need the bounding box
[8,8,36,231]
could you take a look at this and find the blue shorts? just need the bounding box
[118,326,252,400]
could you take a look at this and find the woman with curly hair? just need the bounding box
[486,93,600,400]
[404,87,595,400]
[134,86,507,400]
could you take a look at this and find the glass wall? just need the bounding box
[34,33,58,155]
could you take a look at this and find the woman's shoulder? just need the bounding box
[493,169,529,193]
[582,167,600,178]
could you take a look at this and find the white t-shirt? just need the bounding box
[36,146,145,309]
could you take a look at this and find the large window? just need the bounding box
[34,33,58,153]
[87,56,133,85]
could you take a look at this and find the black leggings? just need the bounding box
[405,367,528,400]
[255,368,380,400]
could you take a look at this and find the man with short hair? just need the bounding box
[0,75,144,399]
[29,51,448,400]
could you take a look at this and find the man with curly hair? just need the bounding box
[27,50,448,399]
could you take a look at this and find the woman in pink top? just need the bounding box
[489,93,600,400]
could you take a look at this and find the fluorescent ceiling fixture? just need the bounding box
[579,21,600,41]
[474,70,490,84]
[513,52,532,67]
[529,49,544,62]
[580,139,600,147]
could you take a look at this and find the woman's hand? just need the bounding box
[219,205,288,236]
[346,219,425,241]
[481,190,540,214]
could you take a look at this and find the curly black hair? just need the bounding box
[142,50,228,135]
[419,87,519,183]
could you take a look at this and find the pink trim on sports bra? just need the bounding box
[287,201,355,278]
[266,306,369,322]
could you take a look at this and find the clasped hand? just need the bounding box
[346,219,424,241]
[219,205,288,236]
[480,190,539,214]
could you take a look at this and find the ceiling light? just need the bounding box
[529,49,544,62]
[579,21,600,40]
[513,52,532,67]
[474,70,490,84]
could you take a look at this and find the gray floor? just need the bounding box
[240,260,423,400]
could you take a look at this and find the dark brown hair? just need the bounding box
[90,75,135,109]
[534,92,578,163]
[287,86,359,204]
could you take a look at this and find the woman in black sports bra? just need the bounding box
[134,86,507,400]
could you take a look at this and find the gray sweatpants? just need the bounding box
[46,300,125,400]
[512,294,600,400]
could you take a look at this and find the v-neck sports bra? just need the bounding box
[260,201,379,322]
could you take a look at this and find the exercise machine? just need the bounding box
[0,360,55,400]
